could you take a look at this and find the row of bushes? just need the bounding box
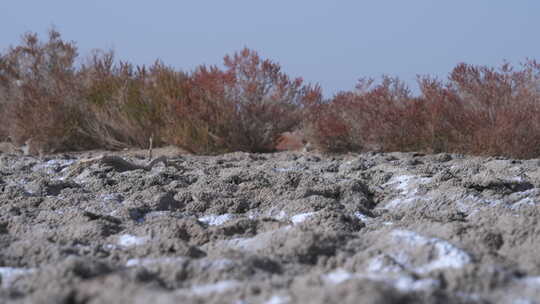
[0,30,321,155]
[308,62,540,159]
[1,30,540,158]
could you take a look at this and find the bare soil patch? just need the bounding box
[1,147,540,303]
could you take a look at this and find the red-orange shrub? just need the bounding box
[0,29,91,153]
[3,28,540,158]
[445,61,540,158]
[306,62,540,158]
[305,76,424,153]
[168,48,321,154]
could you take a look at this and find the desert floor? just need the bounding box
[1,146,540,303]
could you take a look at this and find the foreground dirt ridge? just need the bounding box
[1,149,540,303]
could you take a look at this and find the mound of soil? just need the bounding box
[1,147,540,303]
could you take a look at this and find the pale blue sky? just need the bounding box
[1,1,539,96]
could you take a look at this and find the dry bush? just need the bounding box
[0,29,189,153]
[275,130,306,151]
[165,65,236,154]
[304,76,423,153]
[416,76,473,153]
[3,28,540,158]
[80,51,188,149]
[0,29,92,153]
[301,93,359,153]
[306,62,540,158]
[167,48,321,154]
[444,61,540,158]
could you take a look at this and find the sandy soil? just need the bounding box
[1,145,540,303]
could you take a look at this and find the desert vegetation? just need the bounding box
[1,29,540,158]
[306,63,540,159]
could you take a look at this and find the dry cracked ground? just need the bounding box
[1,146,540,303]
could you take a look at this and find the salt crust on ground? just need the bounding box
[2,150,540,303]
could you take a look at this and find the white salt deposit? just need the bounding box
[198,258,235,271]
[322,268,440,292]
[454,185,540,215]
[509,176,524,182]
[290,212,316,224]
[513,188,539,197]
[273,167,300,172]
[511,197,537,210]
[73,172,90,183]
[264,295,291,304]
[509,189,540,210]
[189,280,240,295]
[512,299,536,304]
[383,174,432,209]
[385,197,418,209]
[198,214,235,226]
[127,257,233,269]
[101,193,123,202]
[354,212,371,222]
[386,251,411,268]
[391,175,416,191]
[252,209,317,224]
[143,211,170,220]
[323,268,354,284]
[215,212,317,252]
[272,210,288,221]
[247,212,260,220]
[392,276,440,292]
[222,235,266,252]
[126,257,186,267]
[367,255,405,273]
[0,267,35,288]
[391,230,471,273]
[221,226,291,252]
[518,276,540,287]
[455,292,483,302]
[249,209,317,224]
[104,244,118,250]
[117,234,149,247]
[454,189,540,215]
[470,194,504,207]
[32,159,75,173]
